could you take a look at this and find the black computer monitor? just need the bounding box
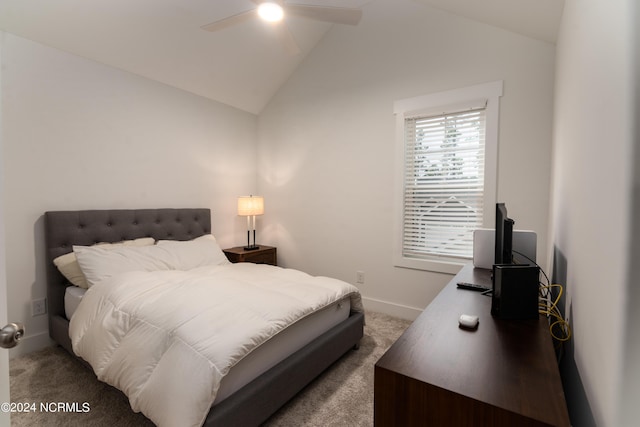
[495,203,514,264]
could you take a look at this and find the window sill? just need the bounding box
[394,255,467,275]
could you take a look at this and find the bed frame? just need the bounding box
[44,208,364,426]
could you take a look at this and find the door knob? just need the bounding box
[0,322,25,349]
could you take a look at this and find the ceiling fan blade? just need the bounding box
[201,9,256,32]
[276,22,301,56]
[285,4,362,25]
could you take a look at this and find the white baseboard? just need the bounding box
[361,296,422,321]
[8,331,55,359]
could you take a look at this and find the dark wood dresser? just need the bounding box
[374,264,570,426]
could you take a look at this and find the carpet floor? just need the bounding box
[9,311,411,426]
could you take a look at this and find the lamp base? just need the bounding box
[243,245,260,251]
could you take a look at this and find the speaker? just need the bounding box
[491,264,540,320]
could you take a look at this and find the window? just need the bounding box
[394,82,503,274]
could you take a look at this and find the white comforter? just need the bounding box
[69,263,363,427]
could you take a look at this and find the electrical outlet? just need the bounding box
[32,298,47,317]
[356,271,365,284]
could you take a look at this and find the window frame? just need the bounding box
[393,81,503,274]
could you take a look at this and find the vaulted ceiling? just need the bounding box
[0,0,564,114]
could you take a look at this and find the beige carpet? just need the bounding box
[10,311,411,426]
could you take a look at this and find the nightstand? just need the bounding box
[223,245,277,266]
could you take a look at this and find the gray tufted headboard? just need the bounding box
[44,208,211,351]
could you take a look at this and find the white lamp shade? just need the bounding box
[238,196,264,216]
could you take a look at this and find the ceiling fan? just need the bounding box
[201,0,363,55]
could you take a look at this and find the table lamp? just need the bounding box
[238,195,264,250]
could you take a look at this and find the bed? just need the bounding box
[44,208,364,426]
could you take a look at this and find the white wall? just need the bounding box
[1,33,258,357]
[257,0,556,318]
[621,2,640,423]
[0,32,11,426]
[550,0,636,425]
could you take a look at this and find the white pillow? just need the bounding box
[156,234,230,270]
[75,234,229,287]
[53,237,155,289]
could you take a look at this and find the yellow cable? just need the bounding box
[539,284,572,342]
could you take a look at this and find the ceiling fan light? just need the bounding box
[257,2,284,22]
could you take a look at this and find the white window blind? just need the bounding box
[402,107,486,260]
